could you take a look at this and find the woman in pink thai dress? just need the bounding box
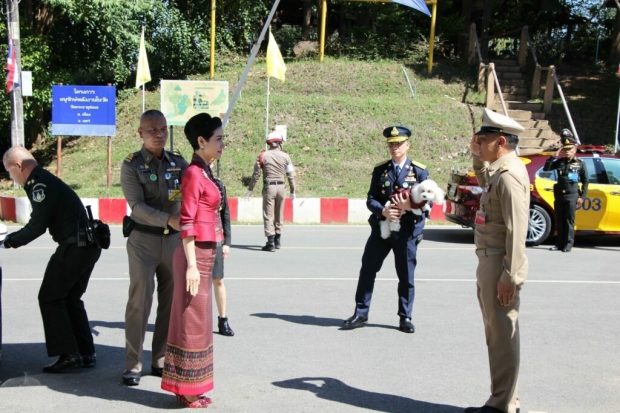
[161,113,225,408]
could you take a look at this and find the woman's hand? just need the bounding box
[186,265,200,296]
[222,245,230,263]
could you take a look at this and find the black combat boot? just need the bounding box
[218,316,235,336]
[262,236,275,252]
[274,234,281,249]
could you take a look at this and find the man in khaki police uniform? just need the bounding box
[466,108,529,413]
[120,109,188,386]
[246,131,296,252]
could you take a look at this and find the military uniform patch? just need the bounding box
[31,183,47,202]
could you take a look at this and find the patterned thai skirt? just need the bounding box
[161,241,217,396]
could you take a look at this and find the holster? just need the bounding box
[123,216,136,238]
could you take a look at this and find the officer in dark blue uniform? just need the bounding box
[543,129,589,252]
[343,126,429,333]
[2,147,102,372]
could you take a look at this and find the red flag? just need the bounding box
[6,36,16,93]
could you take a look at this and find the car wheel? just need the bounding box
[527,204,552,246]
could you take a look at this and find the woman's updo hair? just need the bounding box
[184,113,223,150]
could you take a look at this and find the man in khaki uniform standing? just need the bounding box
[246,131,296,252]
[120,109,188,386]
[466,109,529,413]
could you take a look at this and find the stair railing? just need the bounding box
[488,63,508,116]
[468,23,508,114]
[549,66,581,143]
[527,32,578,140]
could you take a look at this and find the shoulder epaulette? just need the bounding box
[412,160,427,170]
[124,151,139,163]
[167,149,184,158]
[374,159,391,168]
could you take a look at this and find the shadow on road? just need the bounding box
[230,244,266,251]
[251,312,397,331]
[423,228,474,244]
[89,320,154,335]
[273,376,463,413]
[0,343,172,408]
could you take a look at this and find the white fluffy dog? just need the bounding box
[380,179,445,239]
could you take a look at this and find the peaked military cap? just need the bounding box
[561,132,578,149]
[383,126,411,143]
[475,108,525,137]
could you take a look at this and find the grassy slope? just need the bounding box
[1,58,614,199]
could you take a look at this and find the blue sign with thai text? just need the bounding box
[51,85,116,136]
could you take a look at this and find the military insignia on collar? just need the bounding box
[499,162,508,171]
[32,183,47,202]
[391,127,399,137]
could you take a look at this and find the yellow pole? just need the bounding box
[319,0,327,62]
[427,0,437,74]
[210,0,216,79]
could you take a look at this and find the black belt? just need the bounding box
[265,181,284,185]
[133,222,178,236]
[59,236,78,245]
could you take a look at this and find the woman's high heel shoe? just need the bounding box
[176,394,212,408]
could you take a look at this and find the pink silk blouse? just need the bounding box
[179,158,223,243]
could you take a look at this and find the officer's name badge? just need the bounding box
[168,189,182,202]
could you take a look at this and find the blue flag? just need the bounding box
[391,0,431,16]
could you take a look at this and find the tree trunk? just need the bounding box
[303,0,312,40]
[480,0,493,59]
[609,4,620,65]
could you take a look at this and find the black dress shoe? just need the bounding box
[549,246,561,251]
[562,247,572,252]
[42,354,82,373]
[81,353,96,368]
[122,371,141,386]
[464,406,517,413]
[151,366,163,377]
[464,406,510,413]
[399,317,415,333]
[342,315,368,329]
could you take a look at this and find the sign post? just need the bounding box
[51,85,116,185]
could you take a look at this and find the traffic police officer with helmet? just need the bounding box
[246,131,296,251]
[343,126,429,333]
[543,129,588,252]
[120,109,188,386]
[467,108,529,413]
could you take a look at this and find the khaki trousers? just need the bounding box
[262,184,286,236]
[124,230,178,372]
[476,254,522,413]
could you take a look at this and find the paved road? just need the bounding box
[0,225,618,413]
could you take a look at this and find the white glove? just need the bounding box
[246,190,252,199]
[290,193,296,200]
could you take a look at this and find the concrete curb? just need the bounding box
[0,196,446,224]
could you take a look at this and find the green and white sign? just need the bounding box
[160,80,229,126]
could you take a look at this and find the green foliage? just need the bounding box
[0,0,615,156]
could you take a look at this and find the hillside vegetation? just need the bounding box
[1,58,617,199]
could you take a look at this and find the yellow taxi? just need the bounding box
[444,146,620,245]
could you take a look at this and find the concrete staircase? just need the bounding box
[490,60,558,155]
